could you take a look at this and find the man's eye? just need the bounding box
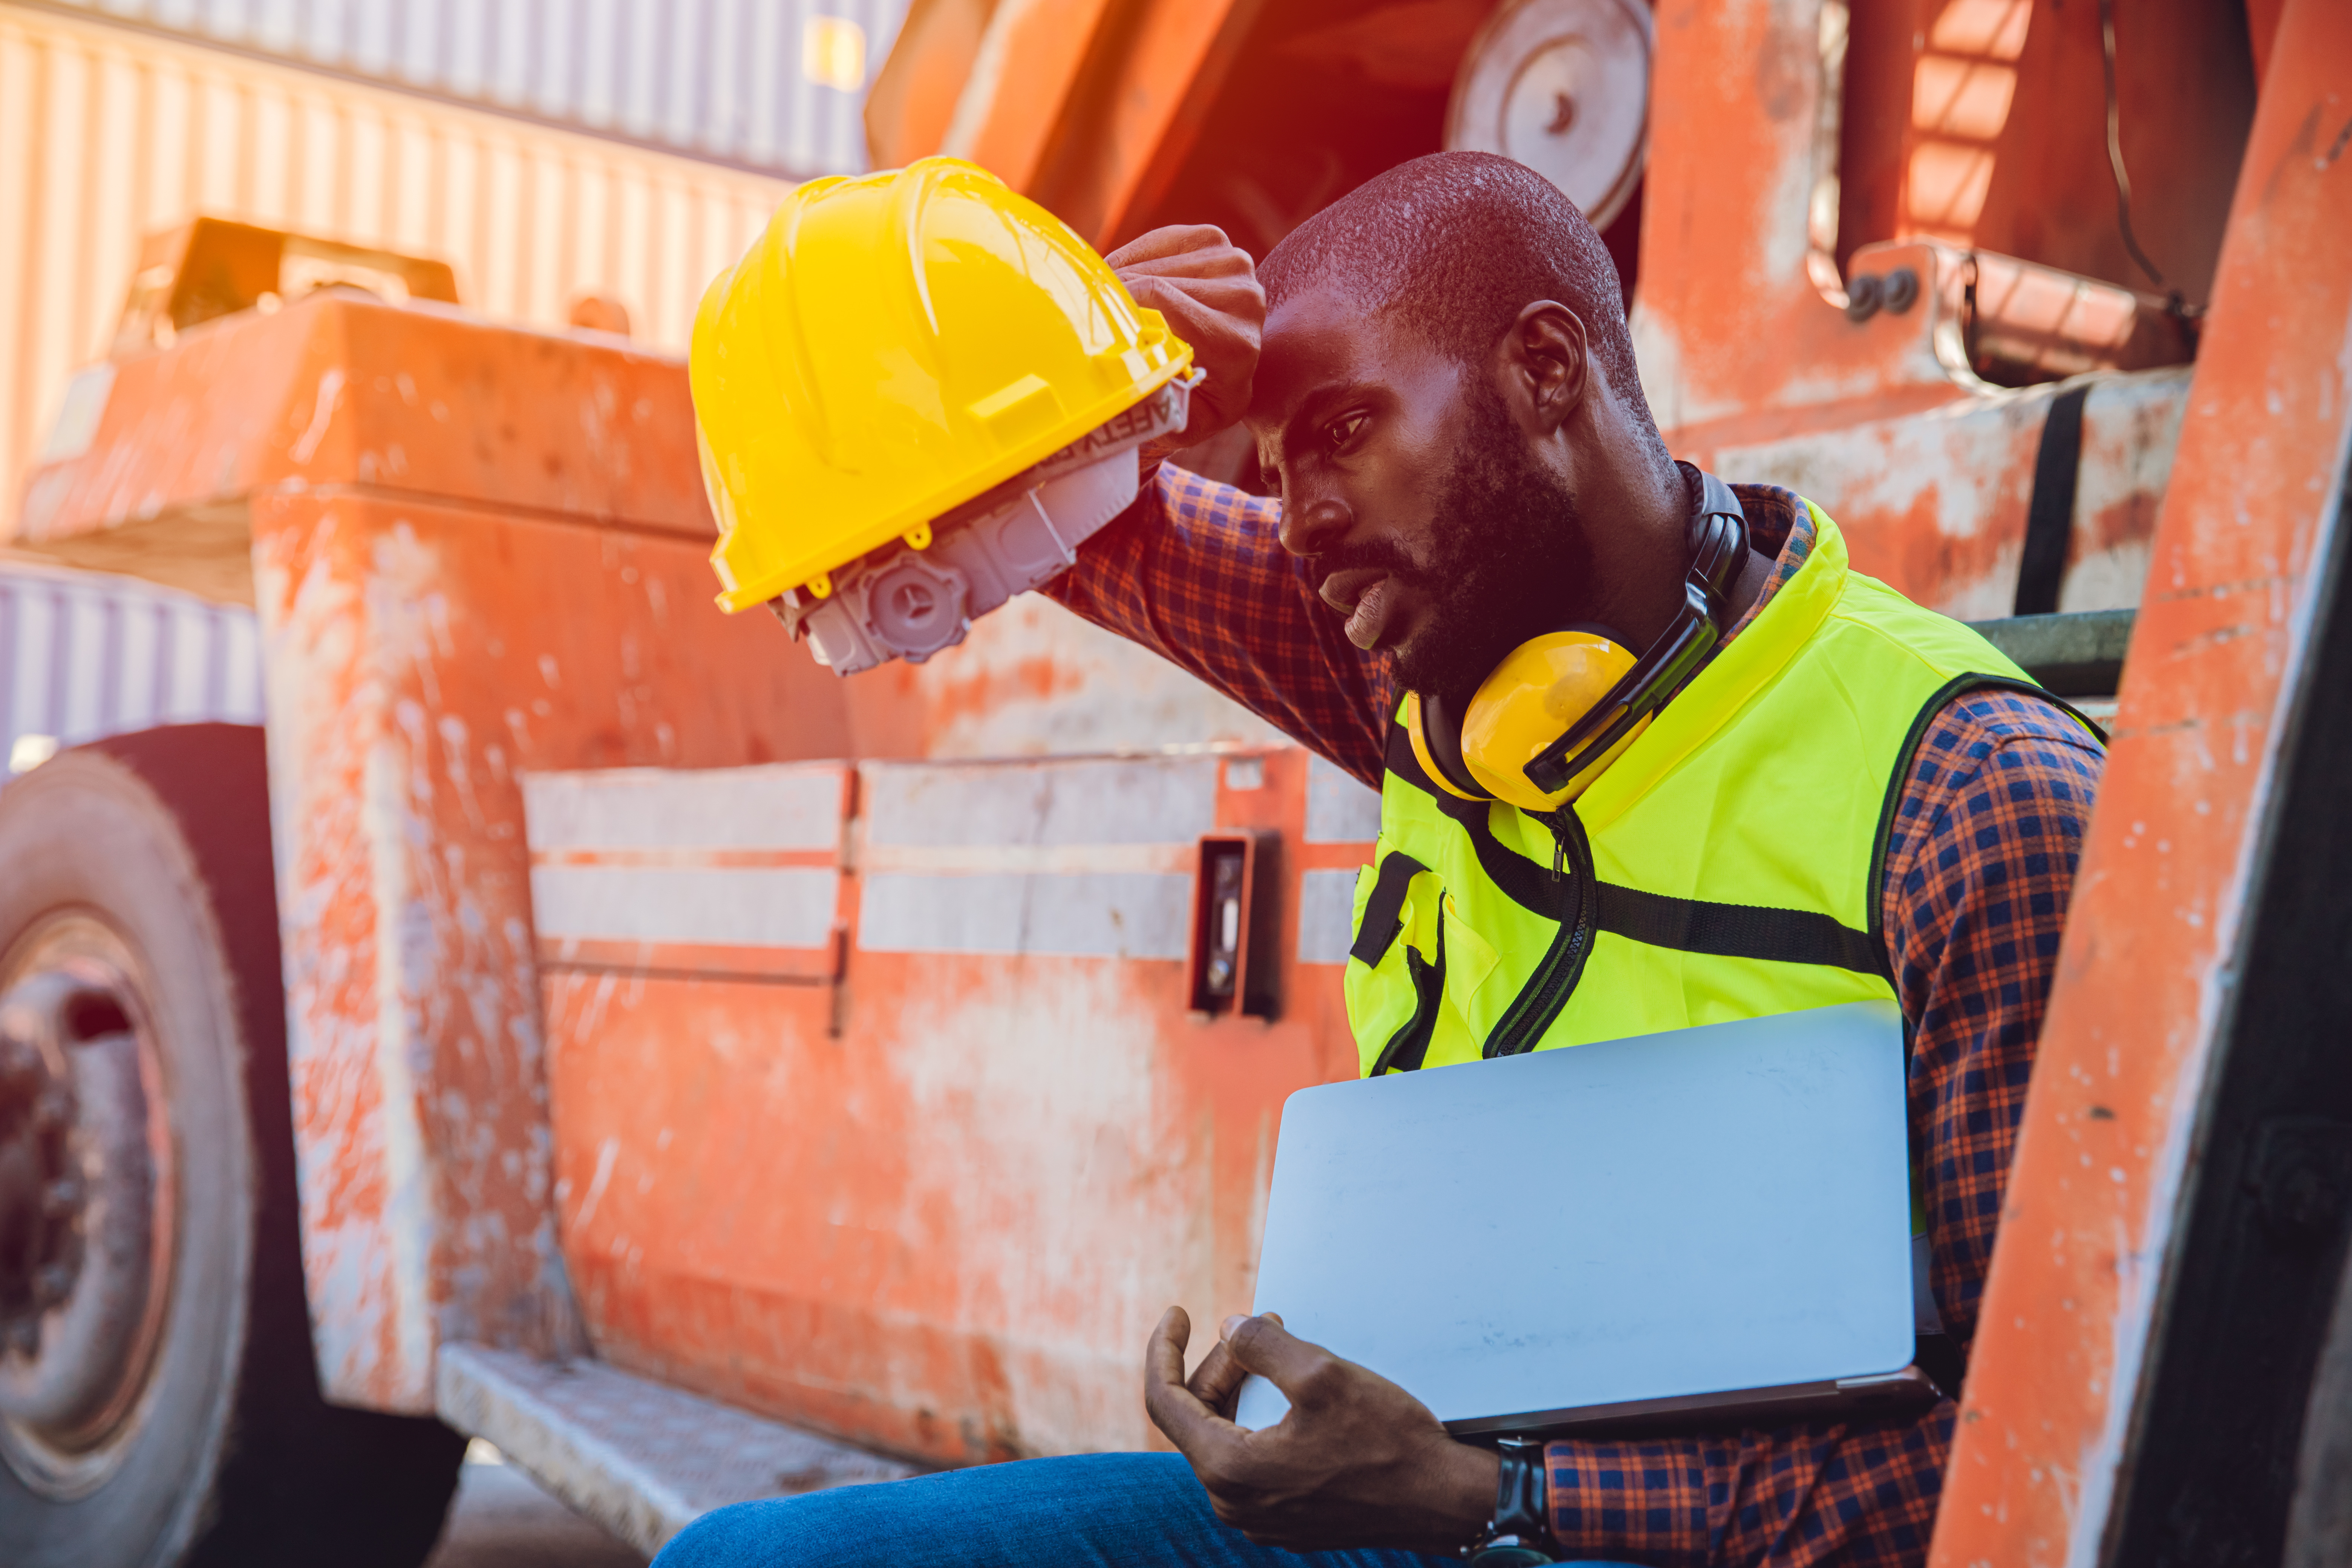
[1326,413,1367,452]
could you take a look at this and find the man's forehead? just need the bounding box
[1249,283,1429,425]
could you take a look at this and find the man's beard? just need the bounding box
[1363,383,1602,701]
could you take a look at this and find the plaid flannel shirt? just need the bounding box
[1043,466,2105,1568]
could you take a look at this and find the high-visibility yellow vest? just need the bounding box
[1344,504,2076,1074]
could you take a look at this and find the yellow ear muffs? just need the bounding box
[1459,631,1650,812]
[1404,692,1488,801]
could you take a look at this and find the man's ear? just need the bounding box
[1498,300,1592,434]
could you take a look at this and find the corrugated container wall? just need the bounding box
[0,553,264,773]
[0,1,796,525]
[41,0,906,177]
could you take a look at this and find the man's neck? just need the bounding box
[1414,479,1780,795]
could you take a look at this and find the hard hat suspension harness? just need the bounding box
[769,370,1200,675]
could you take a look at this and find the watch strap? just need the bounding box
[1465,1437,1555,1565]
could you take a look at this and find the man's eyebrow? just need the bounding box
[1278,381,1378,447]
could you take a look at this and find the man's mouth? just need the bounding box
[1319,568,1399,651]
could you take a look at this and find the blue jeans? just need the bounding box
[654,1451,1640,1568]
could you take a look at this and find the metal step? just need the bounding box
[1965,608,2136,697]
[436,1343,916,1557]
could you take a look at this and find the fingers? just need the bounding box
[1145,1307,1254,1473]
[1146,1305,1192,1395]
[1129,275,1265,335]
[1187,1340,1248,1416]
[1106,224,1247,272]
[1221,1314,1341,1406]
[1144,1307,1212,1443]
[1188,1309,1283,1416]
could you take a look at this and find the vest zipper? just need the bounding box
[1484,808,1597,1058]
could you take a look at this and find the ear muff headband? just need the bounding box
[1517,472,1750,798]
[1404,691,1488,801]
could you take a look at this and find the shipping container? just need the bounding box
[0,1,1282,760]
[0,1,794,515]
[41,0,908,178]
[0,549,263,772]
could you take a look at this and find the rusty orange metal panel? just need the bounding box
[1027,0,1259,247]
[538,747,1374,1464]
[1928,0,2352,1560]
[255,480,852,1411]
[19,292,718,565]
[8,289,867,1413]
[1638,0,1956,438]
[946,0,1119,191]
[1711,365,2187,619]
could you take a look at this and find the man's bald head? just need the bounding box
[1258,152,1657,435]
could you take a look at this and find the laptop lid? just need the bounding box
[1234,1001,1917,1434]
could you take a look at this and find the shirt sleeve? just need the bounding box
[1538,689,2105,1567]
[1039,463,1395,787]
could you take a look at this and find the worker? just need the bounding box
[661,152,2105,1568]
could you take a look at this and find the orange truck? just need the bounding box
[2,2,2347,1565]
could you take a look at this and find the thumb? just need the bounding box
[1220,1313,1335,1404]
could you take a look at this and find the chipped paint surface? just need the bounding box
[1928,2,2352,1559]
[251,481,858,1409]
[897,594,1285,760]
[539,748,1375,1464]
[1715,368,2188,618]
[7,293,871,1412]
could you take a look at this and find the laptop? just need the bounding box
[1232,1001,1940,1437]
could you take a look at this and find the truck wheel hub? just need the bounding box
[0,922,176,1496]
[0,1009,83,1350]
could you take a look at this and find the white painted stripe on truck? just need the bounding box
[521,764,845,852]
[857,872,1192,960]
[1305,754,1381,844]
[858,841,1194,876]
[1296,868,1366,966]
[861,755,1220,848]
[530,865,839,949]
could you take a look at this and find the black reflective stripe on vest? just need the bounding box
[1384,722,1569,919]
[1594,884,1882,974]
[1382,716,1881,974]
[1349,851,1430,967]
[1367,918,1446,1076]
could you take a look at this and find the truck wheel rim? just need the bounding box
[0,914,179,1500]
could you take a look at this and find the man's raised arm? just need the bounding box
[1037,228,1396,789]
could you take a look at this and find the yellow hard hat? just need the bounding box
[691,157,1194,613]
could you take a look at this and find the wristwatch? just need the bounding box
[1463,1436,1557,1565]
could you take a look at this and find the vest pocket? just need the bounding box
[1346,851,1449,1075]
[1345,867,1505,1076]
[1427,899,1501,1067]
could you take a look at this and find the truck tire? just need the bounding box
[0,725,466,1568]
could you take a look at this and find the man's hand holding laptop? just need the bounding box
[1144,1306,1497,1552]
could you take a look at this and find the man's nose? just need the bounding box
[1277,493,1353,559]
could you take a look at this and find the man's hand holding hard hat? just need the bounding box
[1107,226,1265,461]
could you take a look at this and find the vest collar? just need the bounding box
[1571,506,1852,832]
